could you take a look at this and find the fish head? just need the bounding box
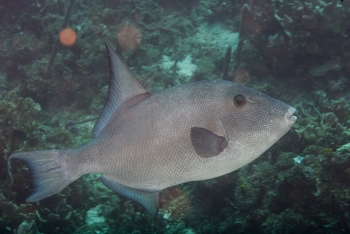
[220,82,297,164]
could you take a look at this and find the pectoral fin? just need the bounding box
[190,127,228,158]
[101,175,159,216]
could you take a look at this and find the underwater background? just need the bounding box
[1,0,350,233]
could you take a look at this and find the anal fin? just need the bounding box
[101,175,159,216]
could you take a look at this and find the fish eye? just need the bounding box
[233,94,246,107]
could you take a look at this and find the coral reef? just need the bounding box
[1,0,350,233]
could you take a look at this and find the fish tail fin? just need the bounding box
[11,150,75,202]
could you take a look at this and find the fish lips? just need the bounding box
[285,107,297,127]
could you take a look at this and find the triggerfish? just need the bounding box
[11,43,297,215]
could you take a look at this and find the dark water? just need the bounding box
[1,0,350,233]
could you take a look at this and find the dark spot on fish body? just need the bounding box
[217,136,228,152]
[190,127,228,158]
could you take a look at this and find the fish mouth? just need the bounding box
[285,107,297,123]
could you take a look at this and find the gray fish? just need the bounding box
[11,43,297,215]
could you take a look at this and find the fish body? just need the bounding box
[11,43,297,215]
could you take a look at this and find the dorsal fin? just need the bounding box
[93,43,147,137]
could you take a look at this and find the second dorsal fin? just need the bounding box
[93,43,148,137]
